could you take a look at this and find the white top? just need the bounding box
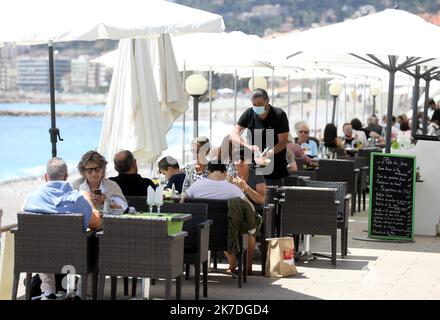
[77,179,128,211]
[397,130,412,145]
[186,178,245,200]
[352,129,368,146]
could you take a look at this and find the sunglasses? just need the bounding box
[299,130,309,134]
[84,167,102,174]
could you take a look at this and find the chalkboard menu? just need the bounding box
[368,152,416,240]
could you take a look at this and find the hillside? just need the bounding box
[174,0,440,36]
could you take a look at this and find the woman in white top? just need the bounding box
[396,121,412,145]
[350,118,368,147]
[72,150,127,212]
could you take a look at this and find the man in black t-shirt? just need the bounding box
[109,150,156,196]
[230,88,289,186]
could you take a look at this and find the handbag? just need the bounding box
[265,237,297,277]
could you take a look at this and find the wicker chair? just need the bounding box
[96,216,187,300]
[183,198,248,288]
[11,212,98,300]
[304,181,350,256]
[160,202,212,300]
[316,159,359,215]
[278,187,339,265]
[125,195,149,212]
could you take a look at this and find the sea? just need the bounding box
[0,103,235,182]
[0,95,375,182]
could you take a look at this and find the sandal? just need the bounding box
[225,266,237,277]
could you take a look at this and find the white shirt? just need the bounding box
[397,130,412,145]
[186,178,245,200]
[352,129,368,146]
[77,179,128,211]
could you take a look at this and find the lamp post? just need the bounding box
[329,83,343,124]
[185,74,208,139]
[371,85,380,115]
[248,76,268,91]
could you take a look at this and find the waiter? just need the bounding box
[230,88,289,186]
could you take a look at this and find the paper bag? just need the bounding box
[265,237,297,277]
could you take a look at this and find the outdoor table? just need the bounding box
[120,212,191,299]
[123,212,191,236]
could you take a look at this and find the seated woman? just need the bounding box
[350,118,368,147]
[323,123,345,155]
[397,120,412,145]
[184,136,211,185]
[229,147,266,275]
[72,150,127,212]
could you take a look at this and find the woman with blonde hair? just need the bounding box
[72,150,127,212]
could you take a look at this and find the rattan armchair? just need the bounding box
[183,198,248,288]
[11,212,98,300]
[160,202,212,300]
[278,187,339,265]
[96,215,187,300]
[316,159,359,215]
[305,181,350,257]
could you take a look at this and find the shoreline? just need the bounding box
[0,110,103,117]
[0,92,107,105]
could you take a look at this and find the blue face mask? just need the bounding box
[252,106,266,115]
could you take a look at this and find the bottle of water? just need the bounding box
[318,142,325,158]
[103,197,111,214]
[227,162,236,177]
[181,167,192,194]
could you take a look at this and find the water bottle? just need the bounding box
[318,142,325,158]
[181,167,192,194]
[227,162,236,177]
[171,183,176,196]
[103,197,111,214]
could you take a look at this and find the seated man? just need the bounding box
[286,133,315,168]
[293,120,318,157]
[109,150,156,196]
[342,123,354,148]
[23,157,101,300]
[158,156,186,194]
[182,161,257,276]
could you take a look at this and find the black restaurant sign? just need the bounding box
[368,152,416,241]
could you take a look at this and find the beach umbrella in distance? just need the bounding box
[98,34,188,163]
[264,9,440,152]
[0,0,224,157]
[98,38,167,163]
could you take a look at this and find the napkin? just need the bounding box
[155,185,163,206]
[147,186,156,205]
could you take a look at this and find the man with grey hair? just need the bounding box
[365,114,383,137]
[293,120,318,156]
[23,157,101,300]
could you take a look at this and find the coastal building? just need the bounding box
[0,62,17,91]
[16,56,70,92]
[70,56,89,93]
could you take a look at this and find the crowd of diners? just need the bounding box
[21,89,440,299]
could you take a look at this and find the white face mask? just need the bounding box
[252,106,265,115]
